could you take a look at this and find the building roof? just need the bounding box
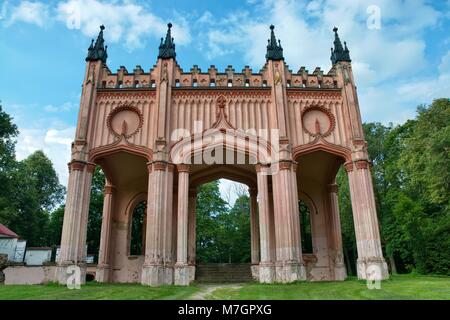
[0,223,19,238]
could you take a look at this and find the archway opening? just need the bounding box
[130,200,147,256]
[299,200,313,254]
[195,179,251,264]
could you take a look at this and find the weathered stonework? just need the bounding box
[4,25,389,286]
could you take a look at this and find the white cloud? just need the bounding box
[16,126,75,186]
[197,0,445,124]
[56,0,191,49]
[0,1,8,20]
[44,102,77,113]
[6,1,49,27]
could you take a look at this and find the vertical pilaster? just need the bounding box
[163,163,174,284]
[57,160,94,284]
[345,160,388,280]
[249,188,260,264]
[256,164,275,283]
[272,161,306,283]
[249,188,260,279]
[174,164,190,285]
[326,183,347,281]
[187,187,197,282]
[141,161,167,286]
[96,182,115,282]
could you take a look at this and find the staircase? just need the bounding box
[195,263,253,283]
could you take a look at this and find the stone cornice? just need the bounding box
[286,88,341,100]
[97,90,156,101]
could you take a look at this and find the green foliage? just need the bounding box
[0,104,65,247]
[2,150,64,246]
[196,181,251,263]
[0,103,19,226]
[338,98,450,276]
[130,201,146,256]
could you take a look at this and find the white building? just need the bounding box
[0,223,26,263]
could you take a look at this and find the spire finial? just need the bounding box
[158,22,176,59]
[265,24,284,61]
[330,26,351,64]
[86,25,108,63]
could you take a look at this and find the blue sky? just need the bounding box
[0,0,449,192]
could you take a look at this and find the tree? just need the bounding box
[223,194,251,263]
[9,151,65,246]
[0,103,19,226]
[195,181,229,263]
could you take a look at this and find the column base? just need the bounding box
[174,264,190,286]
[188,265,196,283]
[95,264,110,283]
[55,263,87,285]
[141,264,165,286]
[251,265,260,281]
[357,257,389,280]
[164,265,174,285]
[275,261,306,283]
[259,263,275,283]
[333,264,347,281]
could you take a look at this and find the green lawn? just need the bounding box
[207,274,450,300]
[0,274,448,300]
[0,282,200,300]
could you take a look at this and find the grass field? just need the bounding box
[0,274,448,300]
[206,274,450,300]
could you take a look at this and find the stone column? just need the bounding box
[174,164,190,285]
[95,182,115,282]
[249,188,260,279]
[57,160,94,284]
[256,164,275,283]
[327,183,347,280]
[141,161,167,286]
[187,187,197,282]
[163,163,174,284]
[272,161,306,283]
[345,160,389,280]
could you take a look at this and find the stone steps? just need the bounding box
[195,263,253,283]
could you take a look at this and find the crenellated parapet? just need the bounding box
[98,62,339,90]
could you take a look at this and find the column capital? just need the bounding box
[344,161,354,172]
[177,164,190,173]
[86,162,96,173]
[255,163,270,173]
[167,163,175,173]
[355,159,371,170]
[68,160,86,172]
[104,185,116,195]
[154,160,168,171]
[278,160,292,171]
[344,160,371,172]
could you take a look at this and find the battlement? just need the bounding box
[99,63,338,90]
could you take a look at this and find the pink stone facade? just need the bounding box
[53,25,389,286]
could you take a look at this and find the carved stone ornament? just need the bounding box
[301,105,336,137]
[106,105,144,139]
